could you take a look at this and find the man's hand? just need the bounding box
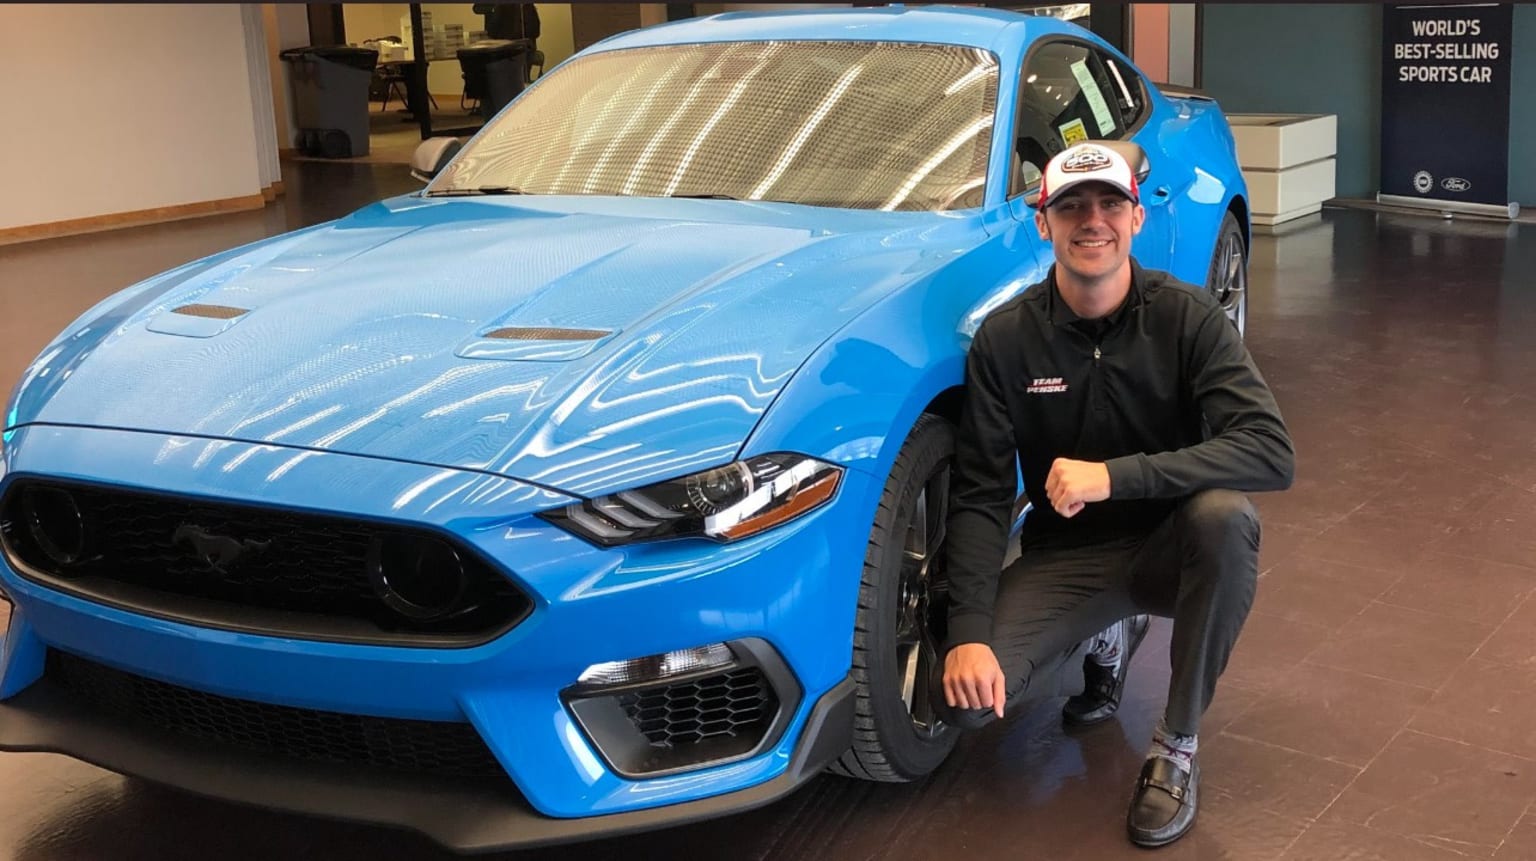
[1044,458,1111,518]
[943,643,1006,718]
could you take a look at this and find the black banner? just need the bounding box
[1380,3,1513,207]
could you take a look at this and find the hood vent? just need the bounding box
[172,304,250,320]
[484,326,610,341]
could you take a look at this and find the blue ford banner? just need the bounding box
[1380,3,1514,213]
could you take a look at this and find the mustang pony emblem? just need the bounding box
[172,524,270,573]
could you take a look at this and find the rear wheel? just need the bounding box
[1206,211,1248,337]
[830,414,959,782]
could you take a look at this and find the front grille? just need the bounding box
[620,667,776,749]
[564,644,794,778]
[0,479,530,644]
[47,650,509,780]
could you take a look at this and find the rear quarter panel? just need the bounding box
[1140,87,1249,284]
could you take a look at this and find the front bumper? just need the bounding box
[0,659,854,852]
[0,425,876,847]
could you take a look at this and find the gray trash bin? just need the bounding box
[458,39,530,119]
[280,46,379,158]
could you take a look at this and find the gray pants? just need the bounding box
[949,489,1261,736]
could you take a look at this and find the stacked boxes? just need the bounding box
[401,12,473,60]
[399,11,428,50]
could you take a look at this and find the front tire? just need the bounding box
[1206,211,1248,337]
[830,413,959,782]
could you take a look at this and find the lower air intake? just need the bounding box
[46,650,510,780]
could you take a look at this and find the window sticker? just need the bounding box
[1058,117,1089,145]
[1070,59,1117,136]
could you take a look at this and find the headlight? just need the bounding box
[541,453,842,546]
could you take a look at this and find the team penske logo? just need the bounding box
[1061,146,1114,173]
[1027,376,1069,394]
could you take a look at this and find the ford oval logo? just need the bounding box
[1441,177,1471,193]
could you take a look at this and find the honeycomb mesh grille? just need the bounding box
[618,667,776,748]
[0,479,529,641]
[47,650,510,780]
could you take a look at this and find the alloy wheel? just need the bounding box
[1214,228,1248,336]
[895,462,950,737]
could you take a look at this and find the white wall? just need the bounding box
[0,4,263,231]
[343,3,404,46]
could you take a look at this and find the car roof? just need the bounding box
[590,5,1071,55]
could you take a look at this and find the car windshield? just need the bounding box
[431,40,999,211]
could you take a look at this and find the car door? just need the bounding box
[1098,50,1195,274]
[1008,39,1173,270]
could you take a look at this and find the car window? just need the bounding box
[434,41,999,212]
[1010,41,1129,197]
[1101,54,1147,130]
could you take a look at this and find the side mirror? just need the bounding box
[1101,140,1153,184]
[1021,140,1153,209]
[410,137,463,183]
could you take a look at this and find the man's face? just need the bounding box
[1034,182,1146,284]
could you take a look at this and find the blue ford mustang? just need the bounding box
[0,6,1248,850]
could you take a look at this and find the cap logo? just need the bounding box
[1061,146,1114,173]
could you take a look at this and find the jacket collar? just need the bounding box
[1045,258,1146,331]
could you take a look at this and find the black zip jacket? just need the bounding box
[945,260,1295,649]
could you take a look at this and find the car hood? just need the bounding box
[12,195,975,496]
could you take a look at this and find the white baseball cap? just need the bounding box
[1038,143,1140,208]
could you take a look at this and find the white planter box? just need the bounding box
[1228,113,1337,170]
[1227,113,1338,225]
[1243,158,1337,226]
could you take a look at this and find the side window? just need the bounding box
[1010,41,1130,197]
